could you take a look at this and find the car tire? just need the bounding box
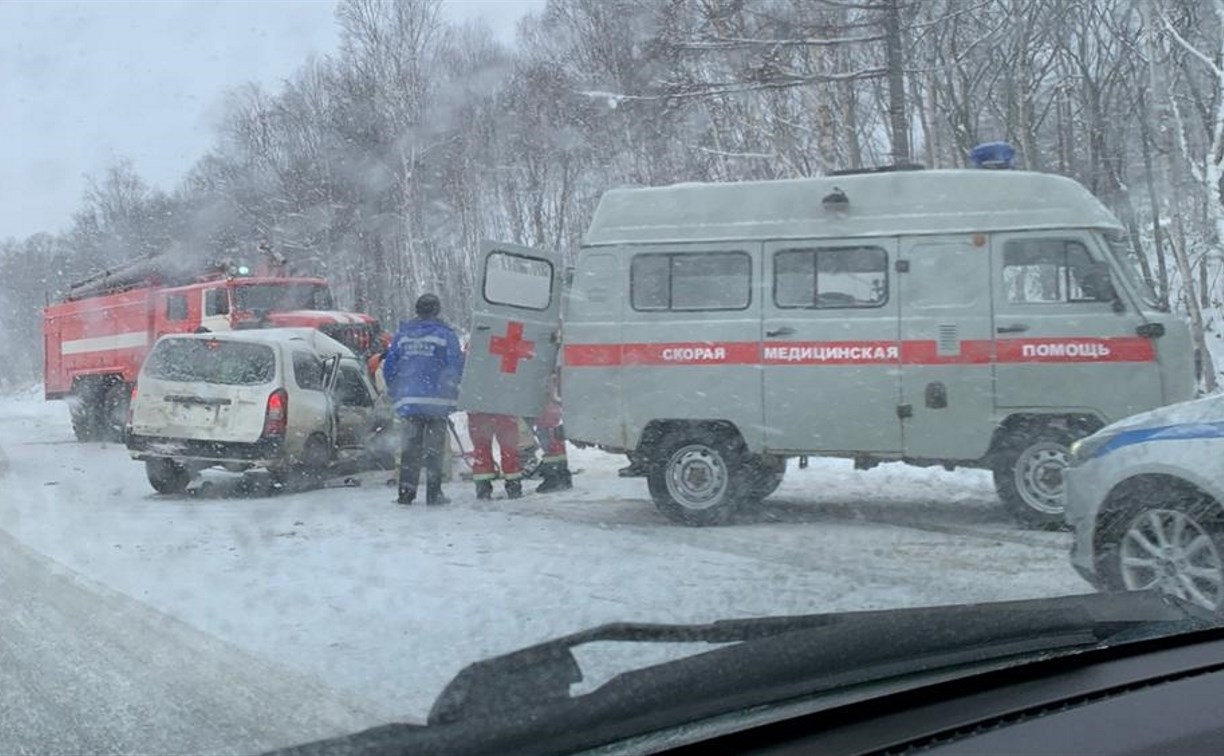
[992,423,1080,529]
[747,454,786,501]
[288,434,332,490]
[146,458,190,494]
[647,426,749,526]
[1097,489,1224,613]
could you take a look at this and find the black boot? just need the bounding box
[475,480,493,500]
[536,462,573,494]
[505,479,523,499]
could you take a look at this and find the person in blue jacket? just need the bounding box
[383,293,464,505]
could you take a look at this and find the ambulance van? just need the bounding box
[458,165,1195,528]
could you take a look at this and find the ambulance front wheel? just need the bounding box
[992,424,1079,529]
[748,455,787,501]
[647,426,749,526]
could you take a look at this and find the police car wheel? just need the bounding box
[146,458,190,494]
[992,425,1078,529]
[647,427,748,526]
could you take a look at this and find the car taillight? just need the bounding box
[263,388,288,437]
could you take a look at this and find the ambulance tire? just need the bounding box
[647,426,749,526]
[146,458,190,494]
[992,424,1078,530]
[748,455,787,501]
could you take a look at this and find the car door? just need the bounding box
[898,236,995,460]
[762,239,901,454]
[991,231,1163,422]
[458,240,562,418]
[331,359,376,448]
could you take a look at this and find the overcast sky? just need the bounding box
[0,0,544,241]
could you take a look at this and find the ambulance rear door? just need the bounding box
[458,240,562,418]
[990,231,1162,422]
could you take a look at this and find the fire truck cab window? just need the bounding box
[166,295,188,321]
[205,289,229,316]
[293,352,325,391]
[235,283,333,312]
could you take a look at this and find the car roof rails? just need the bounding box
[828,163,926,177]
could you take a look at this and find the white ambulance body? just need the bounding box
[458,168,1194,527]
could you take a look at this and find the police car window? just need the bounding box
[774,247,888,309]
[631,252,751,311]
[484,251,552,311]
[336,364,373,407]
[166,294,188,321]
[1003,239,1108,304]
[293,351,325,391]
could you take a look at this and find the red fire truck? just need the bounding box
[44,251,381,441]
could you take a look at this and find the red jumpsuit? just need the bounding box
[467,413,522,482]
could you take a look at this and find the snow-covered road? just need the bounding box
[0,391,1089,733]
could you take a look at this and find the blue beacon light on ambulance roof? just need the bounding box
[970,141,1016,169]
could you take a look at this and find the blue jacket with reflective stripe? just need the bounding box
[383,317,464,417]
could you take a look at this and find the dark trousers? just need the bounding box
[398,415,448,502]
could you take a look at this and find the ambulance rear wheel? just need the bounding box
[992,424,1078,530]
[146,458,190,494]
[748,455,787,501]
[647,426,748,526]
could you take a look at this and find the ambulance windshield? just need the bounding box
[1104,232,1164,311]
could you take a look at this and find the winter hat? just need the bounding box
[415,293,441,318]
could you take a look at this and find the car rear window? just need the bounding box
[144,339,276,385]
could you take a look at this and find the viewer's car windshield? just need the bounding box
[5,0,1224,754]
[144,339,275,385]
[233,283,334,312]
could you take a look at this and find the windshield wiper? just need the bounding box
[270,592,1215,756]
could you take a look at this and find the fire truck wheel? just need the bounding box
[747,455,787,501]
[647,425,749,526]
[146,458,190,494]
[992,423,1079,530]
[69,399,100,442]
[100,382,130,441]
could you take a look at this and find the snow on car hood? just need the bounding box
[1102,392,1224,435]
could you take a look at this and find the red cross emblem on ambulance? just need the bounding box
[489,321,536,374]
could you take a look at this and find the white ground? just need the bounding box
[0,390,1089,727]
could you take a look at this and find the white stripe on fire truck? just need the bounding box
[60,331,148,356]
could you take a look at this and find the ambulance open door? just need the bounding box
[457,240,562,418]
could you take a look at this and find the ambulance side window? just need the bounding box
[630,252,751,311]
[166,295,188,321]
[1002,239,1107,304]
[774,246,888,309]
[484,251,552,311]
[293,352,325,391]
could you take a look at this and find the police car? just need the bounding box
[1066,393,1224,611]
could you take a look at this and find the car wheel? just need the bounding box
[146,458,190,494]
[647,426,748,526]
[1112,505,1224,612]
[992,424,1080,529]
[289,434,333,490]
[747,454,786,501]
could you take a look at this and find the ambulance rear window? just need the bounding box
[145,338,276,386]
[631,252,751,312]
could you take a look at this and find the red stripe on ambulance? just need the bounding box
[563,337,1156,367]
